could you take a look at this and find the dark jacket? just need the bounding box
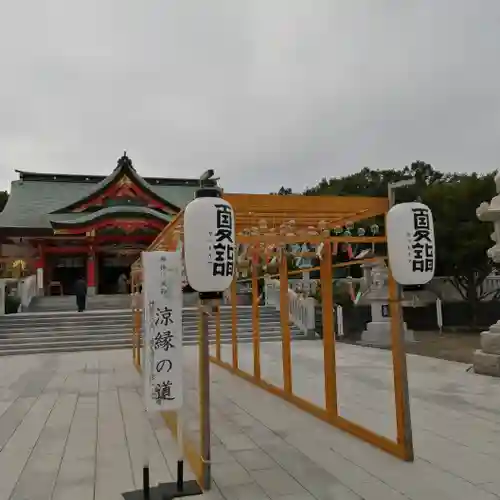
[74,279,87,297]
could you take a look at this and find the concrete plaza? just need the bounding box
[0,343,500,500]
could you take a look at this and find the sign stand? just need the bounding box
[143,408,151,499]
[176,415,184,491]
[123,251,202,500]
[126,172,234,498]
[386,190,435,463]
[198,296,212,490]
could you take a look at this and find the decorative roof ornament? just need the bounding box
[117,151,134,170]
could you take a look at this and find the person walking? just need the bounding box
[74,276,87,312]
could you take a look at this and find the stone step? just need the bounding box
[0,310,280,325]
[0,301,308,355]
[0,329,302,345]
[0,324,300,339]
[0,314,282,331]
[0,307,277,319]
[10,304,269,314]
[28,299,133,312]
[0,335,300,356]
[0,310,281,322]
[0,320,290,338]
[0,330,308,355]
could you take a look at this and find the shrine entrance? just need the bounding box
[49,254,86,295]
[97,252,136,294]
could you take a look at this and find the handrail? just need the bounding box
[264,277,315,333]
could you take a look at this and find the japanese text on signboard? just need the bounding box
[410,208,434,273]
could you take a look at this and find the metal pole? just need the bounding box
[142,408,150,499]
[388,182,414,461]
[176,404,185,491]
[199,299,212,490]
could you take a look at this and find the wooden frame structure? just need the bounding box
[131,192,414,490]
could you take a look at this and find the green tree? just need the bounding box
[282,162,499,318]
[304,161,448,198]
[270,186,293,195]
[0,191,7,212]
[422,172,498,312]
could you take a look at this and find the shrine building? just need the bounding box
[0,153,211,295]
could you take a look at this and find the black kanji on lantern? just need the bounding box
[216,203,232,229]
[411,208,433,273]
[212,204,235,277]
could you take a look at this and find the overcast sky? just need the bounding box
[0,1,499,194]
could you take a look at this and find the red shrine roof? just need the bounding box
[0,153,211,236]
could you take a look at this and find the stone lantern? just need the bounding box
[359,259,415,347]
[473,172,500,376]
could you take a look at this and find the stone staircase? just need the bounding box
[0,297,308,355]
[27,294,132,312]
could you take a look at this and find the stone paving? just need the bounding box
[0,344,500,499]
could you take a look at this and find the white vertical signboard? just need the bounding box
[386,202,436,285]
[142,251,183,412]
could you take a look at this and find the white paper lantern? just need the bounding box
[386,202,436,285]
[183,195,236,293]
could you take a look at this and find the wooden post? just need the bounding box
[388,269,414,461]
[320,240,338,417]
[251,246,261,380]
[231,279,239,369]
[279,248,293,394]
[215,300,221,361]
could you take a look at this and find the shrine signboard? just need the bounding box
[142,251,183,412]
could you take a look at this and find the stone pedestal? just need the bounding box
[358,261,414,347]
[473,324,500,376]
[360,303,415,347]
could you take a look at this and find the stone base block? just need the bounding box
[480,331,500,355]
[359,321,415,347]
[87,286,96,296]
[473,350,500,377]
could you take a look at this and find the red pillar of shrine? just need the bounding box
[87,248,96,295]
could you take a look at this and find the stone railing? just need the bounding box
[264,278,315,334]
[17,274,38,311]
